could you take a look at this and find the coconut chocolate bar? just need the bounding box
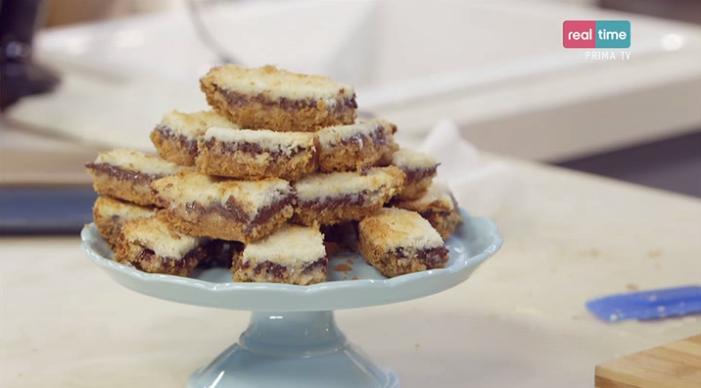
[394,183,461,239]
[115,216,207,276]
[293,166,405,226]
[86,149,183,206]
[317,119,398,172]
[92,196,155,247]
[150,110,238,166]
[358,207,448,277]
[391,149,439,200]
[152,172,294,242]
[196,127,316,180]
[200,65,356,132]
[232,225,327,285]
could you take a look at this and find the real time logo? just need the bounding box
[563,20,631,60]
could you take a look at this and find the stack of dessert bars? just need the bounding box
[87,65,462,285]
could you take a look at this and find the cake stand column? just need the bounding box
[188,311,399,388]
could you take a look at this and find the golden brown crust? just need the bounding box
[317,121,398,172]
[159,205,294,243]
[87,170,158,206]
[150,129,196,166]
[357,208,447,277]
[94,213,121,247]
[318,140,397,172]
[393,184,462,238]
[293,166,405,226]
[200,79,355,132]
[358,230,449,277]
[151,170,294,242]
[93,197,154,246]
[114,239,204,276]
[396,176,433,200]
[422,210,461,239]
[232,256,327,285]
[93,204,119,247]
[293,204,384,227]
[357,237,433,277]
[195,139,316,180]
[114,216,205,276]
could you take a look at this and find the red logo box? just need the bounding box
[563,20,596,48]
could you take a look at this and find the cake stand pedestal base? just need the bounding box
[188,311,399,388]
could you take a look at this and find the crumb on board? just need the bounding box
[626,283,639,291]
[334,263,353,272]
[324,241,342,256]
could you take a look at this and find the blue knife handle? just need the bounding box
[586,286,701,322]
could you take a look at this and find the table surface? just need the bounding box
[1,155,700,388]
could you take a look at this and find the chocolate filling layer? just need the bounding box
[202,137,307,158]
[301,257,329,274]
[393,246,448,269]
[298,189,380,209]
[154,125,198,158]
[184,193,294,231]
[402,166,438,183]
[86,163,161,184]
[250,195,294,227]
[135,245,205,272]
[241,257,327,279]
[216,86,357,113]
[420,209,451,221]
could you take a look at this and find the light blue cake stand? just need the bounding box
[80,210,501,388]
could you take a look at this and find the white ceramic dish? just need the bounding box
[80,210,502,387]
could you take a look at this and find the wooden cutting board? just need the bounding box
[595,334,701,388]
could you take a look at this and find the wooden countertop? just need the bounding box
[1,154,699,387]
